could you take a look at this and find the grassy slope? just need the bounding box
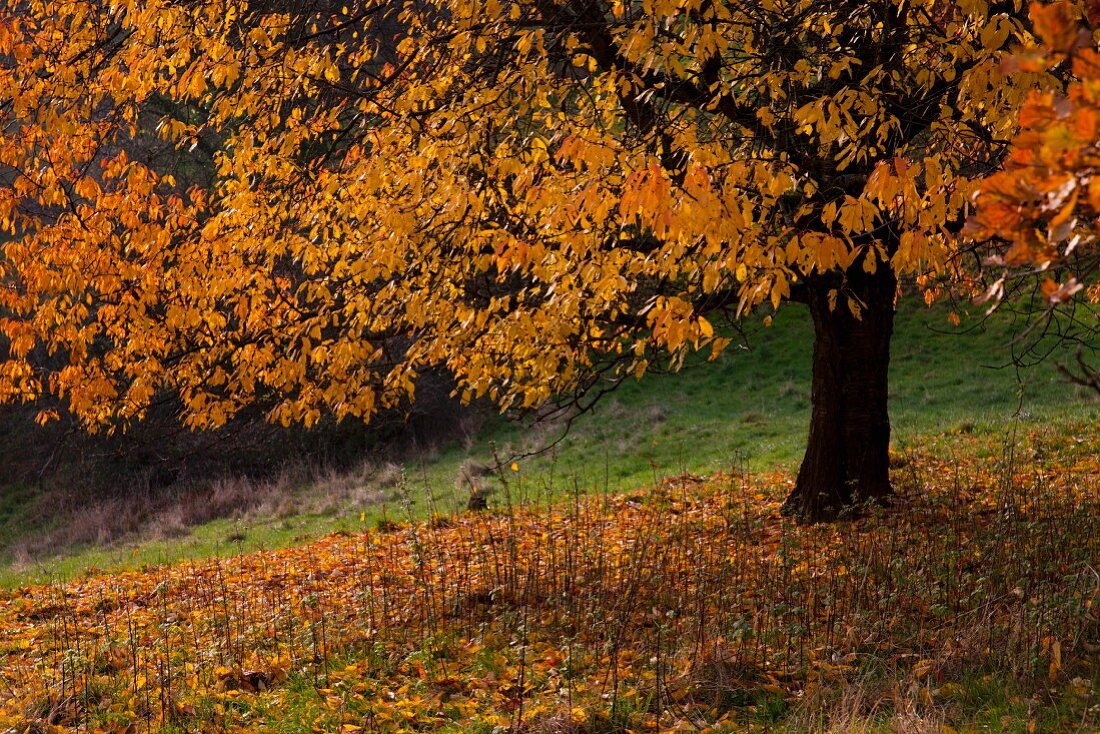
[2,300,1097,584]
[1,432,1097,734]
[0,302,1096,733]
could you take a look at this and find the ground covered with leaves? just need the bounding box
[1,428,1098,733]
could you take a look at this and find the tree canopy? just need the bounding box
[0,0,1063,517]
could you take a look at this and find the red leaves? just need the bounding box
[1041,275,1084,303]
[1031,2,1083,55]
[970,1,1100,310]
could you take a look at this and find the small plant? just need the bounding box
[374,517,401,533]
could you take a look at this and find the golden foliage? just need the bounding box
[0,0,1053,428]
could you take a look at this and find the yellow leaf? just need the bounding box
[1048,640,1062,681]
[912,659,934,679]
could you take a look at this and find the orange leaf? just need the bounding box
[1030,2,1080,54]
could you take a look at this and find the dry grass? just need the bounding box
[5,459,404,562]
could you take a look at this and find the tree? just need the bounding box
[0,0,1053,520]
[970,1,1100,390]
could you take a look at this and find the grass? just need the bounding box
[0,428,1096,733]
[0,299,1097,584]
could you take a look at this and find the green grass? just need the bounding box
[0,512,361,587]
[447,299,1099,496]
[1,299,1096,585]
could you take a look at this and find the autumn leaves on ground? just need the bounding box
[0,428,1097,733]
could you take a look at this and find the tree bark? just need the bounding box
[782,266,896,521]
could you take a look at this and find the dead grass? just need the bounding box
[4,459,403,563]
[791,681,949,733]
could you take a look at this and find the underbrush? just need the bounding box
[0,428,1096,732]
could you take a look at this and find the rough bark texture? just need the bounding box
[782,267,896,521]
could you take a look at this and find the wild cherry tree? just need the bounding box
[0,0,1053,519]
[971,1,1100,390]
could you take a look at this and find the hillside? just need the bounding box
[0,428,1097,733]
[2,300,1098,584]
[0,303,1095,731]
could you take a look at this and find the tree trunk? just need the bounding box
[782,267,896,522]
